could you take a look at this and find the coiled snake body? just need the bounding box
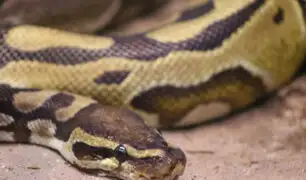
[0,0,305,179]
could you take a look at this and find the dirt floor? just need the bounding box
[2,0,306,180]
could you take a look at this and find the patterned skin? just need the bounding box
[0,0,305,179]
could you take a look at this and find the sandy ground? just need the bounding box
[2,0,306,179]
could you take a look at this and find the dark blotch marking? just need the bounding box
[190,0,265,51]
[273,7,284,24]
[0,0,265,68]
[177,0,215,21]
[94,70,130,85]
[131,67,266,126]
[0,122,31,142]
[72,142,114,161]
[42,93,75,110]
[12,121,31,142]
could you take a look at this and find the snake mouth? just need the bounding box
[115,158,185,180]
[115,147,186,180]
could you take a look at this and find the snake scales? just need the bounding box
[0,0,305,179]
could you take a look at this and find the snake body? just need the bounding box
[0,0,305,179]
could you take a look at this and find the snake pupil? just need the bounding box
[115,144,127,154]
[114,144,128,162]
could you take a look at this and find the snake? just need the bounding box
[0,0,305,179]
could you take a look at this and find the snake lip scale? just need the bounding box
[0,0,306,179]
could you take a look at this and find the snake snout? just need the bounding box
[168,147,186,165]
[163,147,187,179]
[125,146,186,180]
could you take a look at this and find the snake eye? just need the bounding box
[114,144,128,162]
[115,144,127,155]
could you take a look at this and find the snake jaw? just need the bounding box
[117,147,186,180]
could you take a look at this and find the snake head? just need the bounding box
[59,104,186,180]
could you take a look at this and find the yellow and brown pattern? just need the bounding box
[0,0,305,180]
